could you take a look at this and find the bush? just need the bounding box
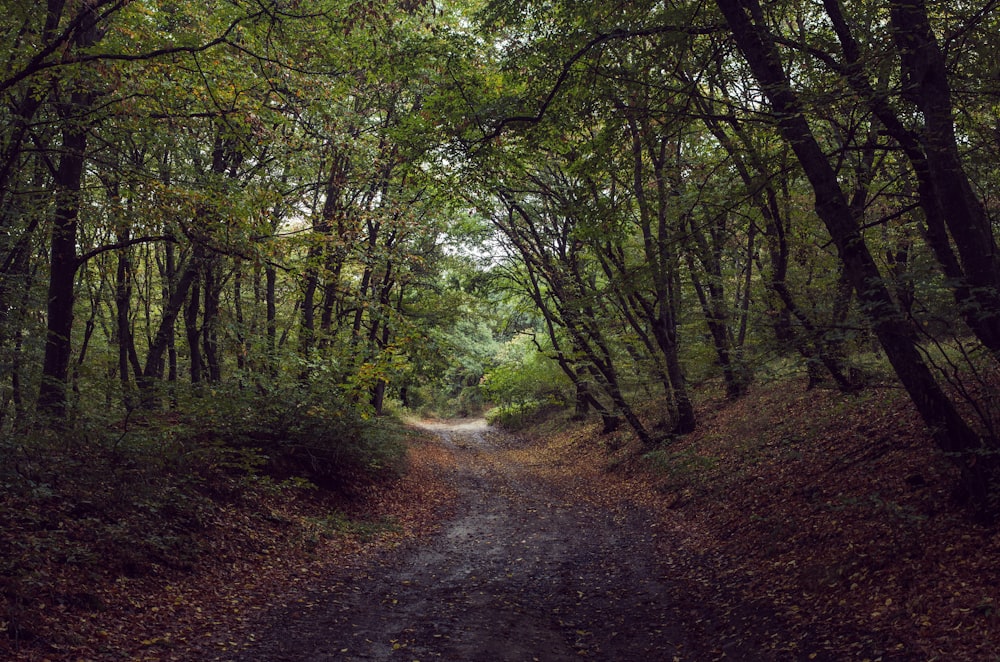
[0,371,408,647]
[204,381,406,492]
[480,332,571,425]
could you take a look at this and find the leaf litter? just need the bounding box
[5,380,999,660]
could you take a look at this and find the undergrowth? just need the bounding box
[0,382,406,651]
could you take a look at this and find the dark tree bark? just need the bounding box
[0,210,37,420]
[165,241,178,389]
[595,243,676,409]
[234,261,246,372]
[683,213,749,400]
[140,248,203,406]
[320,162,351,346]
[115,240,142,406]
[35,1,130,417]
[887,0,1000,313]
[819,0,1000,358]
[266,264,277,356]
[185,266,203,385]
[717,0,998,516]
[202,259,222,383]
[299,253,319,362]
[37,89,92,418]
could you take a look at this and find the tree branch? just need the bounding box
[0,5,270,96]
[76,234,178,266]
[479,24,723,143]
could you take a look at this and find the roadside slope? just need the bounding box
[2,429,459,661]
[516,379,1000,660]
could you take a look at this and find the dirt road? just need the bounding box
[231,419,699,661]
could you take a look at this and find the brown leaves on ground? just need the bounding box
[1,431,459,661]
[511,379,1000,661]
[7,381,999,660]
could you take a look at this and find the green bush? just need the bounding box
[0,369,408,643]
[480,332,571,426]
[204,380,406,491]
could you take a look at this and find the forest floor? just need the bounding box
[5,378,1000,660]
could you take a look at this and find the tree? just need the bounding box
[714,0,999,514]
[36,1,118,417]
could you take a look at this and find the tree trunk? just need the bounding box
[525,267,618,428]
[140,249,202,406]
[38,91,91,419]
[718,0,998,516]
[685,239,745,400]
[299,260,318,362]
[2,228,35,421]
[36,2,106,418]
[185,268,203,385]
[266,264,277,357]
[202,259,222,383]
[165,242,178,393]
[116,245,142,407]
[626,117,698,430]
[234,261,246,372]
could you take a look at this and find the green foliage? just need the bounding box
[409,314,502,417]
[481,332,571,426]
[195,378,408,491]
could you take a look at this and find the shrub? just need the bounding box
[480,332,571,426]
[203,381,406,492]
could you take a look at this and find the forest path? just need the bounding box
[230,419,706,661]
